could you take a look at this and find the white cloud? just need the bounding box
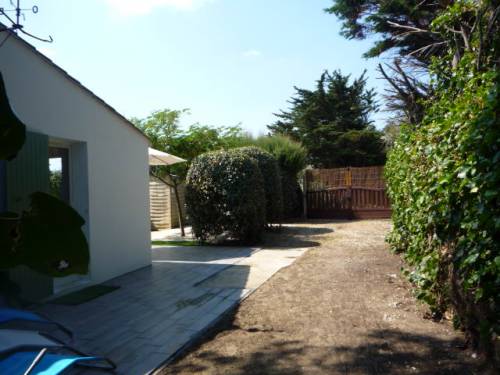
[242,49,262,58]
[104,0,213,16]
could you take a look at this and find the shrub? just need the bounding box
[185,149,266,243]
[386,62,499,357]
[254,135,307,177]
[253,135,307,218]
[237,147,283,225]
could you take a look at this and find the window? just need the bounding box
[48,147,70,203]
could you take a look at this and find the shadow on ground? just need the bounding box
[262,221,334,249]
[152,246,256,263]
[165,327,482,375]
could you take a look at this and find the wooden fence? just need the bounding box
[305,166,391,219]
[149,176,186,230]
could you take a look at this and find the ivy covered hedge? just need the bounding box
[386,60,499,356]
[185,149,266,243]
[238,147,283,225]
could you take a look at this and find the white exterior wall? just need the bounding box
[0,36,151,285]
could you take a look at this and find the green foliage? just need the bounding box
[385,0,500,356]
[0,72,26,161]
[238,147,283,225]
[382,122,401,149]
[134,109,308,219]
[329,0,500,360]
[330,130,386,166]
[253,135,307,176]
[326,0,449,62]
[0,192,89,277]
[130,108,189,148]
[268,70,384,168]
[253,135,307,218]
[133,109,252,178]
[49,170,62,199]
[387,66,499,354]
[185,149,266,244]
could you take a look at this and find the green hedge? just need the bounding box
[253,135,307,218]
[386,62,499,355]
[185,149,266,243]
[237,147,283,225]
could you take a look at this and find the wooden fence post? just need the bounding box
[303,170,308,219]
[347,167,353,217]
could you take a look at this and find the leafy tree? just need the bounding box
[268,70,385,168]
[326,0,450,63]
[133,109,251,179]
[326,1,499,126]
[326,0,441,125]
[168,123,251,175]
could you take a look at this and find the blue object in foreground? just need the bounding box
[0,351,99,375]
[0,308,72,337]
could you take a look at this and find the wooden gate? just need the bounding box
[305,166,391,219]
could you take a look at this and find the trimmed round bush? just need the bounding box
[237,147,283,225]
[185,149,266,243]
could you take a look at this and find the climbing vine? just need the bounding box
[385,1,499,362]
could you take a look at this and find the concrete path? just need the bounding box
[36,243,308,374]
[151,227,194,242]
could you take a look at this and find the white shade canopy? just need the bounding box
[148,148,186,166]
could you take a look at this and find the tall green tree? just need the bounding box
[326,1,499,126]
[130,108,187,155]
[133,109,251,179]
[268,70,385,168]
[326,0,451,64]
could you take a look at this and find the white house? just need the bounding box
[0,27,151,300]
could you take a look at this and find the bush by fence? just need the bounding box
[238,147,283,225]
[386,64,499,358]
[254,135,307,218]
[185,149,266,243]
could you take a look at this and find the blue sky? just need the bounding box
[7,0,387,134]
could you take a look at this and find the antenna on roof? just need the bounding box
[0,0,53,43]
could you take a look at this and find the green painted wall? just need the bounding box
[6,131,53,301]
[6,131,49,212]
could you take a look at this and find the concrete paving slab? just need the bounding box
[35,242,310,374]
[197,248,307,289]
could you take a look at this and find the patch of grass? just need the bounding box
[152,240,204,246]
[50,285,120,306]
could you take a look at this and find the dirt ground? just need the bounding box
[157,220,483,374]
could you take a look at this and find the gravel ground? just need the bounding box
[157,220,484,375]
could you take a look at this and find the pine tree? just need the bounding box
[268,70,385,167]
